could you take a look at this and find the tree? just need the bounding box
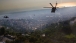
[62,20,72,35]
[0,27,5,35]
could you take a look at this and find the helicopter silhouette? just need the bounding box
[4,16,9,18]
[44,2,59,13]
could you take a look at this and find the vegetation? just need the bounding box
[0,27,5,35]
[0,17,76,43]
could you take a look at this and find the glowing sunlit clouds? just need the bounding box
[57,2,76,7]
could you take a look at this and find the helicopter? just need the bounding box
[44,2,59,13]
[4,16,9,18]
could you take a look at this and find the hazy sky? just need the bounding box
[0,0,76,11]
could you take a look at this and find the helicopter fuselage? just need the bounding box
[51,7,56,13]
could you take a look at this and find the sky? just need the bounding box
[0,0,76,11]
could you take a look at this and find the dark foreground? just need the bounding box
[0,17,76,43]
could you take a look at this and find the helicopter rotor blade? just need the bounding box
[55,1,58,7]
[49,3,53,7]
[43,7,52,8]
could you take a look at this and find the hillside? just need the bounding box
[0,17,76,43]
